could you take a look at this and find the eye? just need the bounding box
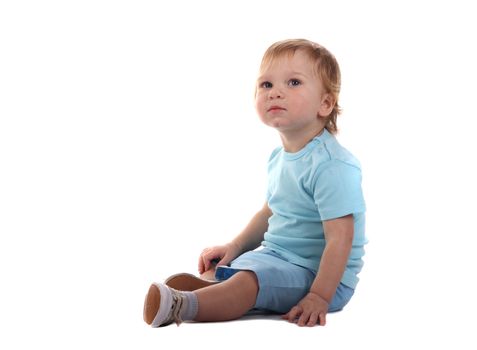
[260,81,273,89]
[288,79,301,87]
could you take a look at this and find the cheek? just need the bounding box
[254,96,265,113]
[255,99,269,124]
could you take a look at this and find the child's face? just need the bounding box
[255,51,331,134]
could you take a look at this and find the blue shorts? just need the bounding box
[215,248,354,314]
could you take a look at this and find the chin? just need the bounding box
[269,118,288,128]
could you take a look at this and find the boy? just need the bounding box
[143,39,366,327]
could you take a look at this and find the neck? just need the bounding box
[279,127,325,153]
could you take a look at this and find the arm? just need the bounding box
[310,214,354,302]
[231,201,272,255]
[198,201,272,274]
[283,214,354,326]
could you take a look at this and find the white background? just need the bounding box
[1,0,476,348]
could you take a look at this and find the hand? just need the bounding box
[282,292,329,327]
[198,243,241,274]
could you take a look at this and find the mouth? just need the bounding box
[267,106,286,112]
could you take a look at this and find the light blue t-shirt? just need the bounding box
[263,129,367,289]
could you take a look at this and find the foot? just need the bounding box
[143,283,187,327]
[164,273,219,291]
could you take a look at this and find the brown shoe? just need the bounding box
[143,282,187,327]
[143,284,160,325]
[164,273,219,291]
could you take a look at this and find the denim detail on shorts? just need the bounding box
[215,248,354,314]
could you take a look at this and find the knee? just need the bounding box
[234,271,259,295]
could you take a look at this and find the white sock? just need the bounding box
[180,291,198,321]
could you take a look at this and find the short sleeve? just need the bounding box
[266,146,283,201]
[313,160,366,220]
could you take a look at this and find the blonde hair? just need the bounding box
[259,39,342,134]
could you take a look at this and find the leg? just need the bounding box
[194,271,258,322]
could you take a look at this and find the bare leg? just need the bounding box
[194,271,258,322]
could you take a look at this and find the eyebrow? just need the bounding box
[257,71,308,81]
[289,71,307,77]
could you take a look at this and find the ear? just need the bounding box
[317,93,335,118]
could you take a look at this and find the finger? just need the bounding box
[297,310,311,327]
[198,257,203,274]
[318,312,326,326]
[307,312,319,327]
[198,248,212,273]
[202,255,210,272]
[217,253,230,267]
[287,306,302,323]
[198,253,206,274]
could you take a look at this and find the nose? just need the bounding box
[268,86,283,99]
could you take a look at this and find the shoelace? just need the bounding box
[166,289,185,326]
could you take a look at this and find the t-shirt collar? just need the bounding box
[283,129,331,160]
